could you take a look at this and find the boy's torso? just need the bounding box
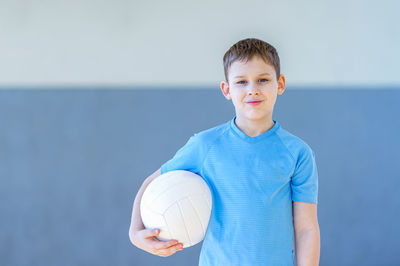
[161,116,317,266]
[197,117,296,266]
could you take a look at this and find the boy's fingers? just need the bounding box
[156,243,183,256]
[154,239,180,250]
[165,243,183,253]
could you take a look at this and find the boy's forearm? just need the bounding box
[129,168,161,236]
[295,227,320,266]
[130,182,147,233]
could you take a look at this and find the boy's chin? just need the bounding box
[239,113,271,122]
[241,111,270,119]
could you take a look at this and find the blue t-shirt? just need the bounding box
[160,115,318,266]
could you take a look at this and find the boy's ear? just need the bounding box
[220,81,231,100]
[277,74,286,95]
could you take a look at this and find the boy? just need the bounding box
[129,38,320,266]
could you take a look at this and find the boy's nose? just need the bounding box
[247,85,261,95]
[247,89,260,95]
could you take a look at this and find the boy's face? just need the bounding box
[220,56,285,123]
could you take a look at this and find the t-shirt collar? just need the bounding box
[230,115,280,143]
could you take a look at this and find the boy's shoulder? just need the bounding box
[178,121,229,163]
[192,120,230,143]
[275,125,315,158]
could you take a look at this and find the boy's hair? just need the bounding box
[223,38,280,83]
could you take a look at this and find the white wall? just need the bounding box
[0,0,399,88]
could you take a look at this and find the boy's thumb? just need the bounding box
[150,229,160,236]
[144,228,159,238]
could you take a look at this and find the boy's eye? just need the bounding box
[237,79,268,84]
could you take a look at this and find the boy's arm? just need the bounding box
[292,201,320,266]
[128,167,184,257]
[129,167,161,239]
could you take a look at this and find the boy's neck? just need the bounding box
[234,114,275,138]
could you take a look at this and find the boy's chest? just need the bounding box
[203,142,295,198]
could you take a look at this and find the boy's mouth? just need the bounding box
[247,100,263,106]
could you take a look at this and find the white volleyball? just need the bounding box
[140,170,212,248]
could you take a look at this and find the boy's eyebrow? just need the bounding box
[234,73,272,78]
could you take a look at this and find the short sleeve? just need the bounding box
[291,145,319,204]
[160,134,203,176]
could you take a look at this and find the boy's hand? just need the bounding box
[131,228,184,257]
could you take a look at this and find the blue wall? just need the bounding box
[0,88,399,266]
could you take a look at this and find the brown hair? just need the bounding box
[223,38,280,83]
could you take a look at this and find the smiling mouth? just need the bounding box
[247,100,263,105]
